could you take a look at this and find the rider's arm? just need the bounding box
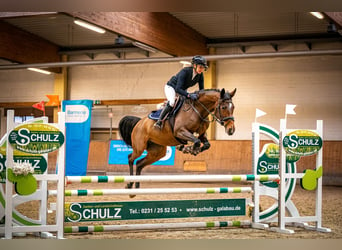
[175,68,191,97]
[198,74,204,90]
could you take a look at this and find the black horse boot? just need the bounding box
[154,103,172,129]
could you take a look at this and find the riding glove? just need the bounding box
[188,93,198,101]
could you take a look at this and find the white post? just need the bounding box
[39,117,49,238]
[277,118,294,233]
[251,122,270,230]
[56,112,66,239]
[4,110,15,239]
[316,120,323,229]
[252,123,260,223]
[315,120,331,232]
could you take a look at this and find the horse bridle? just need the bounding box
[189,98,234,126]
[217,99,235,125]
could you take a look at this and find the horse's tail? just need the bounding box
[119,115,141,146]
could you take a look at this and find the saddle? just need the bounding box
[148,96,185,121]
[148,96,187,144]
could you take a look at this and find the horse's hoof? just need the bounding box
[177,145,185,151]
[192,147,200,156]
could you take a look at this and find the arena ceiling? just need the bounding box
[0,12,341,73]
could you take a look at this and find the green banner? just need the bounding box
[0,145,48,183]
[8,123,64,154]
[256,143,300,188]
[65,199,246,222]
[283,129,322,156]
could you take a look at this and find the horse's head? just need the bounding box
[216,88,236,135]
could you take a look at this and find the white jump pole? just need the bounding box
[65,174,280,184]
[65,220,253,233]
[49,187,252,196]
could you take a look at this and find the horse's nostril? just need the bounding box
[226,125,235,135]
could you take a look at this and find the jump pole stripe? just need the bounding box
[66,174,279,184]
[64,220,252,233]
[50,187,252,196]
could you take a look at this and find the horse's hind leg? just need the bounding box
[126,153,134,189]
[126,145,145,189]
[135,143,167,189]
[126,150,142,198]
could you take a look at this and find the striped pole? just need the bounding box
[64,220,252,233]
[49,187,252,196]
[66,174,279,184]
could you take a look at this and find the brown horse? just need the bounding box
[119,88,236,190]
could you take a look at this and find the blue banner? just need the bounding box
[108,140,175,166]
[62,100,93,176]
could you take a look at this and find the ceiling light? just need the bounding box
[180,61,191,67]
[310,12,324,19]
[74,19,106,34]
[132,41,157,53]
[27,68,51,75]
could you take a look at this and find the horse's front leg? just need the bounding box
[183,133,210,156]
[175,129,201,155]
[176,144,193,153]
[199,133,211,152]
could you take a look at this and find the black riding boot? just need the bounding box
[154,103,172,129]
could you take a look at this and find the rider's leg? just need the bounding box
[154,102,172,129]
[154,85,175,129]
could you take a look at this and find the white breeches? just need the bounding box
[164,85,176,107]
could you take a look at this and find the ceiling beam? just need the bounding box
[0,12,57,18]
[0,20,61,73]
[323,12,342,29]
[207,33,341,47]
[0,98,165,108]
[2,49,342,70]
[65,12,208,56]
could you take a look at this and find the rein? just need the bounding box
[189,98,234,126]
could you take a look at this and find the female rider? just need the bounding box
[154,55,208,129]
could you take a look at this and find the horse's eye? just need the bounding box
[221,106,227,110]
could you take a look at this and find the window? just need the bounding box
[14,116,34,123]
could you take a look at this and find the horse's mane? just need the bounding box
[196,88,220,95]
[195,88,232,100]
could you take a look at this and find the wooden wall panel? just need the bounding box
[87,141,109,173]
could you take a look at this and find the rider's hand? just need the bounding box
[188,93,198,101]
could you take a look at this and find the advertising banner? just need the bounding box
[62,100,93,176]
[65,198,246,222]
[108,140,175,165]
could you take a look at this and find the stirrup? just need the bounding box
[154,121,162,129]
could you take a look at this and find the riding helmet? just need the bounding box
[191,55,208,69]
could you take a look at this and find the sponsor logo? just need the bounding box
[8,123,64,154]
[283,130,322,156]
[65,202,122,222]
[257,143,300,188]
[65,105,89,123]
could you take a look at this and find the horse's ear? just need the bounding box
[229,88,237,98]
[220,88,225,99]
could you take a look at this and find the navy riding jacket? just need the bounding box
[166,66,204,97]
